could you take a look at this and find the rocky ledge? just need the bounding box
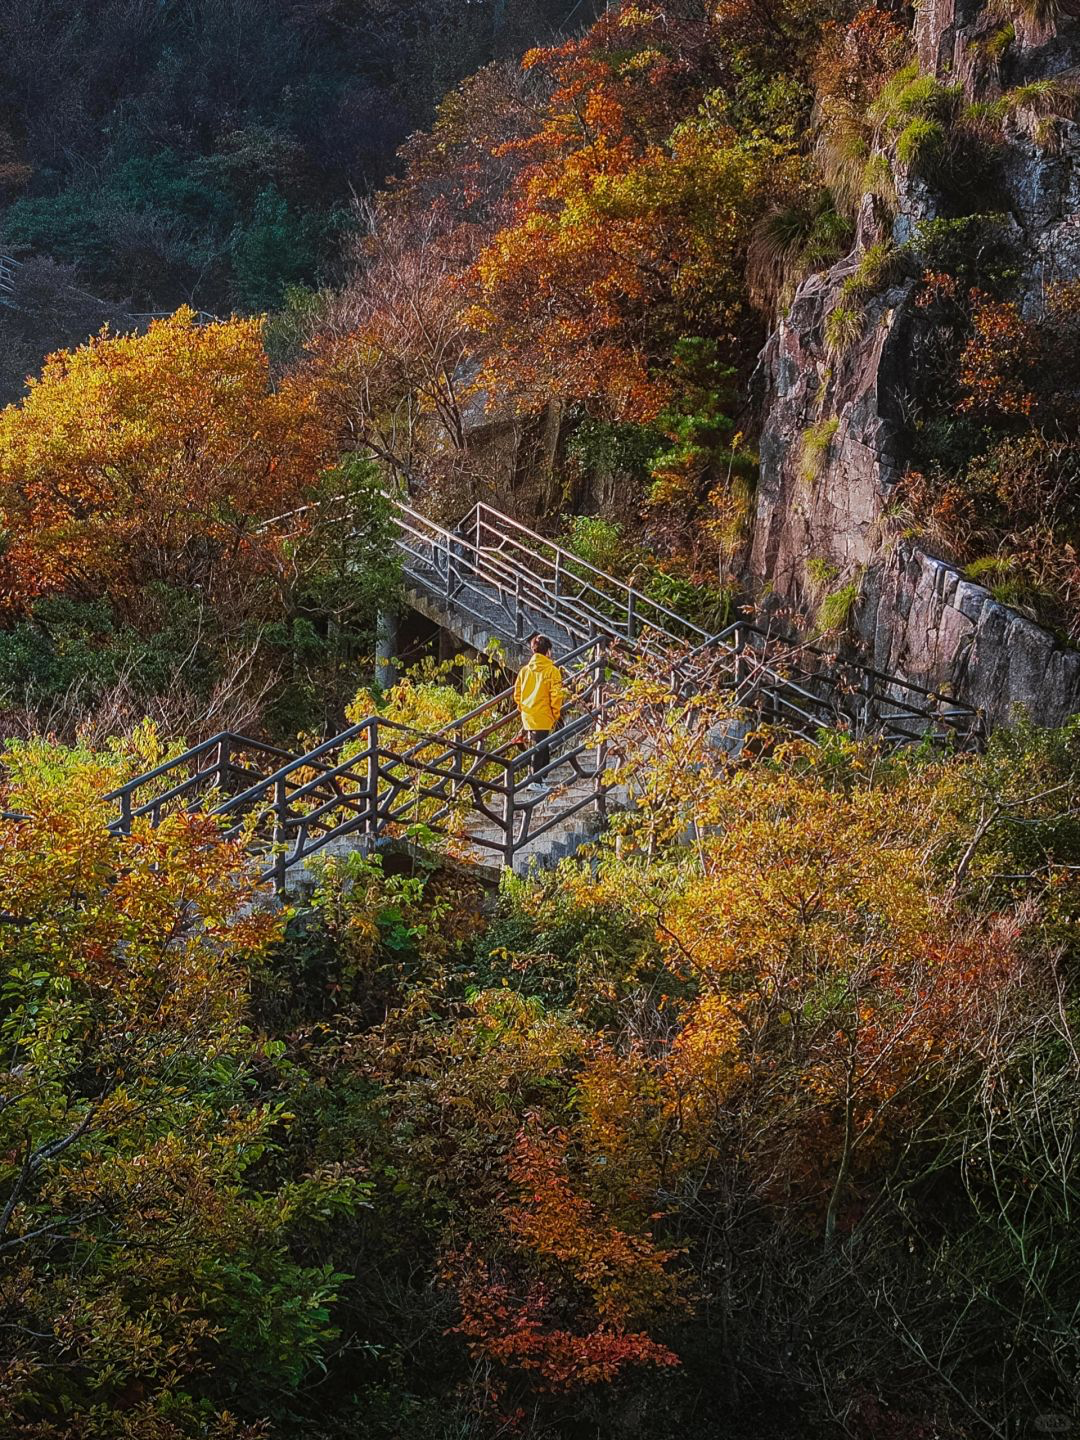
[749,0,1080,728]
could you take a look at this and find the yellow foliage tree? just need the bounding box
[0,308,334,618]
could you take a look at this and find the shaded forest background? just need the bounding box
[0,0,603,405]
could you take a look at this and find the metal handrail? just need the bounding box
[468,500,714,645]
[91,636,613,885]
[387,496,983,749]
[400,505,981,742]
[395,498,699,661]
[76,490,987,890]
[231,640,612,883]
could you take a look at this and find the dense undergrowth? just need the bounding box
[4,709,1080,1438]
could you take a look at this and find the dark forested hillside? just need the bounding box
[0,0,599,311]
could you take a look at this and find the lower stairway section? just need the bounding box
[104,636,625,893]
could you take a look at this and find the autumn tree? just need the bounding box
[0,309,333,618]
[310,204,475,495]
[460,1,833,424]
[0,311,404,736]
[0,737,365,1438]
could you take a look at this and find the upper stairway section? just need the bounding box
[395,498,715,667]
[388,495,986,751]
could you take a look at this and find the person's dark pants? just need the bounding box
[526,729,552,779]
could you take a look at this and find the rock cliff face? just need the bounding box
[750,0,1080,726]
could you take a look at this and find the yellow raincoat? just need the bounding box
[514,652,565,731]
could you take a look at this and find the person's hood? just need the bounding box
[523,652,559,675]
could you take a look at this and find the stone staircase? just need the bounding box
[99,494,984,893]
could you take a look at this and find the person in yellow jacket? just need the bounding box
[513,633,565,794]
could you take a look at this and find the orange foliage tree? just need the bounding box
[451,1125,682,1396]
[466,5,811,420]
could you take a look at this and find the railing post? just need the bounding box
[119,789,132,836]
[217,735,231,794]
[554,549,562,598]
[502,756,516,869]
[366,719,379,837]
[860,682,873,739]
[444,533,453,599]
[273,775,288,895]
[514,571,524,640]
[626,590,637,643]
[450,731,463,801]
[593,640,607,821]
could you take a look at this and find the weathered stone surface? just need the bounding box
[749,0,1080,729]
[854,546,1080,726]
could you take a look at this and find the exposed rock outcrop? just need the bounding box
[863,544,1080,727]
[750,0,1080,727]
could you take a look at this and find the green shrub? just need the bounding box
[562,513,637,577]
[871,67,960,128]
[911,415,987,472]
[644,566,734,631]
[806,556,840,588]
[799,418,839,484]
[0,592,211,714]
[906,213,1015,290]
[897,116,947,169]
[4,188,111,271]
[868,63,922,124]
[566,417,661,482]
[839,241,900,305]
[981,22,1015,60]
[991,80,1079,134]
[747,195,854,313]
[647,336,742,507]
[869,66,961,179]
[965,554,1044,611]
[894,73,945,117]
[816,579,860,634]
[263,284,326,371]
[230,185,327,311]
[1001,80,1060,114]
[472,864,665,1020]
[825,304,863,355]
[4,148,237,301]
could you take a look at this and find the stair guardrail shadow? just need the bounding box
[0,254,18,304]
[0,253,217,322]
